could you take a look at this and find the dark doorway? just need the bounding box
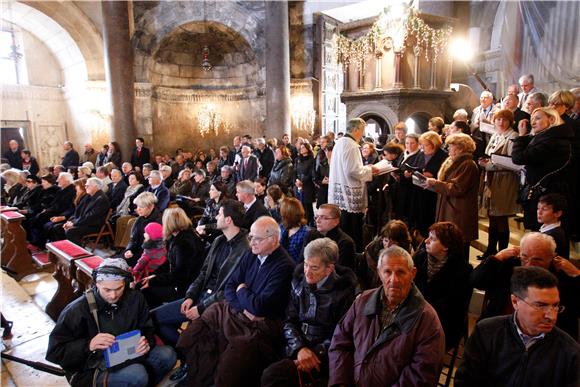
[406,112,431,134]
[361,114,390,135]
[1,127,25,161]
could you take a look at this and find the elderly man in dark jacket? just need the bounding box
[328,246,445,386]
[62,177,110,245]
[61,141,80,169]
[262,238,357,386]
[456,266,580,387]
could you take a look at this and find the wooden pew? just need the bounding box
[1,211,49,281]
[45,240,92,321]
[75,256,104,292]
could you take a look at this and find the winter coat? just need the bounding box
[283,264,357,359]
[413,247,473,349]
[268,158,294,192]
[431,153,480,242]
[294,155,316,203]
[328,286,445,386]
[149,228,206,298]
[481,130,520,216]
[455,315,580,387]
[46,288,155,387]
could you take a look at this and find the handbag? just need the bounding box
[517,145,571,205]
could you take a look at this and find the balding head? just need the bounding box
[249,216,280,256]
[520,232,556,269]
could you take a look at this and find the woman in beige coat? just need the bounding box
[478,109,520,258]
[426,134,480,260]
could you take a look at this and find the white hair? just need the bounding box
[377,246,414,270]
[520,232,556,256]
[481,90,493,99]
[519,74,534,85]
[149,170,162,180]
[86,177,103,190]
[58,172,74,184]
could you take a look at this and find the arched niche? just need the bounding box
[144,21,264,153]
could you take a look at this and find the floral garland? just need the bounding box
[335,9,453,65]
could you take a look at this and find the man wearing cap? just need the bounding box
[46,258,176,387]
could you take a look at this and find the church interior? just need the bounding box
[1,0,579,386]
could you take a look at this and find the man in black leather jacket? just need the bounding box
[261,237,357,386]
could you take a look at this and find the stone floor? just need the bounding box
[1,216,578,386]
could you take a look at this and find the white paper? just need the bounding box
[491,154,524,172]
[479,122,496,135]
[374,159,398,175]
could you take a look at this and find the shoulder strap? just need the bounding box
[85,289,101,332]
[532,144,572,189]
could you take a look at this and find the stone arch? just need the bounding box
[349,102,399,132]
[15,1,104,81]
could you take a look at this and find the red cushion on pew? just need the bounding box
[32,252,50,265]
[49,240,90,258]
[77,256,104,270]
[2,211,23,219]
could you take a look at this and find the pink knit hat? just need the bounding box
[144,222,163,241]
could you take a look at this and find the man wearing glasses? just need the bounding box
[456,266,580,386]
[471,232,580,340]
[176,216,294,386]
[303,204,356,270]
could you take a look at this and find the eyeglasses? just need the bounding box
[248,234,272,243]
[314,215,337,221]
[516,296,565,314]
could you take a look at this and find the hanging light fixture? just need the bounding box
[201,45,212,71]
[200,0,212,72]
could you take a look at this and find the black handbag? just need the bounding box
[517,145,571,205]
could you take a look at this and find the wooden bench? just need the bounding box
[1,211,50,281]
[75,256,104,291]
[44,240,92,321]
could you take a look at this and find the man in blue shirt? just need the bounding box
[177,216,294,386]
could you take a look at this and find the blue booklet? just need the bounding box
[104,330,142,368]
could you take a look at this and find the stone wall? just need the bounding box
[131,1,268,152]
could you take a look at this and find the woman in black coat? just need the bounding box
[268,145,294,194]
[141,207,206,309]
[409,132,448,237]
[294,143,316,225]
[314,143,332,208]
[512,107,574,230]
[413,222,473,349]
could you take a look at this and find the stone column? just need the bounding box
[358,60,365,91]
[413,46,421,89]
[393,50,404,88]
[374,52,383,90]
[101,1,135,160]
[265,1,291,139]
[343,63,350,92]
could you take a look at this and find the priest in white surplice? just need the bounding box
[328,118,378,251]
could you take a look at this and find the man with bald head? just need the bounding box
[3,139,22,169]
[471,232,580,339]
[177,216,295,386]
[502,93,530,131]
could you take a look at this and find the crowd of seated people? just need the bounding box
[1,79,579,386]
